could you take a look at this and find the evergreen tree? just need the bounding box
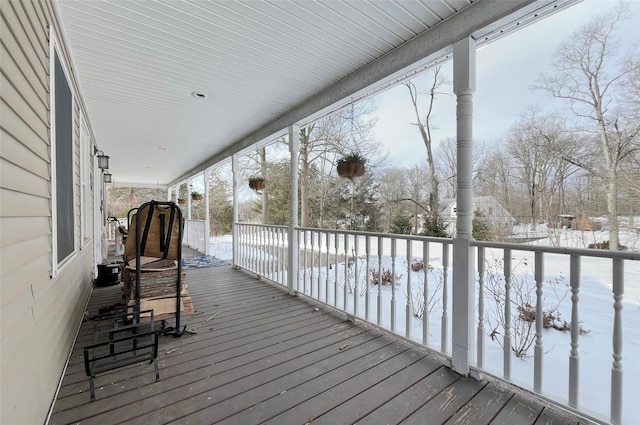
[421,214,450,238]
[390,214,413,235]
[472,207,491,241]
[208,174,233,235]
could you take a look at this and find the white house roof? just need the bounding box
[54,0,577,186]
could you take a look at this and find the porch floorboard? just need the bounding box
[49,265,588,425]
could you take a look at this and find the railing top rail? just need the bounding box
[235,222,288,230]
[472,239,640,261]
[185,219,206,223]
[296,226,454,245]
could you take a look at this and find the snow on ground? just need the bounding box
[210,227,640,424]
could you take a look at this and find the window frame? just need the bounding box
[50,27,77,277]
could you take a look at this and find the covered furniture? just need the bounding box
[123,200,193,335]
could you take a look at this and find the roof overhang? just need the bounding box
[54,0,579,187]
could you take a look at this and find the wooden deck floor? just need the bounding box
[49,264,590,425]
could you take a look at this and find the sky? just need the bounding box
[372,0,640,168]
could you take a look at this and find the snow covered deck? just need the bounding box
[49,264,587,425]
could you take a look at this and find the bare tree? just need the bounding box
[298,101,380,227]
[536,3,640,249]
[435,136,491,199]
[507,108,581,228]
[405,66,449,215]
[377,168,411,231]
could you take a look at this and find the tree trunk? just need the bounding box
[299,129,309,227]
[607,167,620,250]
[259,147,268,224]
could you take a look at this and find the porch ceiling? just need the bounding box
[55,0,576,187]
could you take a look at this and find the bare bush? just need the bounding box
[369,268,403,286]
[408,265,444,319]
[483,256,570,358]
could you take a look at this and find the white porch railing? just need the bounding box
[234,223,639,425]
[184,219,207,253]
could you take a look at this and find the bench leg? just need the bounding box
[153,359,159,382]
[90,375,96,402]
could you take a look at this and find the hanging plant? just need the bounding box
[191,191,203,201]
[177,198,186,206]
[337,152,366,179]
[248,176,266,191]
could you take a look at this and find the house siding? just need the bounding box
[1,1,94,424]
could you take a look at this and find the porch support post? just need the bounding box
[232,155,239,268]
[204,168,211,255]
[451,36,476,376]
[288,125,300,296]
[189,178,194,220]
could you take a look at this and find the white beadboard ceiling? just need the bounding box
[54,0,577,186]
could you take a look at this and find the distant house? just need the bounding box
[438,196,515,236]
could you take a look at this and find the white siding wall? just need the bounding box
[1,1,94,423]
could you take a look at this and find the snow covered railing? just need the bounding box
[235,224,454,355]
[294,228,453,355]
[472,241,640,425]
[234,223,639,424]
[235,223,289,286]
[184,219,206,253]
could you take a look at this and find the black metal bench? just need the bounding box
[83,309,159,401]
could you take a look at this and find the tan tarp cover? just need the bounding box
[125,203,182,260]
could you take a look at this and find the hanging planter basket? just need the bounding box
[337,152,366,180]
[248,177,266,191]
[177,198,186,206]
[191,192,203,201]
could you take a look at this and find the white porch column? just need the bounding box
[187,178,192,220]
[204,168,211,255]
[288,125,300,296]
[232,155,239,268]
[452,36,476,375]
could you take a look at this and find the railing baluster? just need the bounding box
[303,231,308,294]
[378,236,383,326]
[534,251,544,393]
[310,231,315,298]
[260,226,264,277]
[477,246,485,369]
[406,240,412,339]
[504,248,512,380]
[344,234,350,312]
[266,227,271,278]
[273,227,284,284]
[366,235,371,321]
[423,241,429,346]
[326,232,330,303]
[297,230,302,292]
[254,225,257,272]
[391,237,397,332]
[243,224,247,269]
[334,233,339,307]
[441,244,449,354]
[611,258,624,425]
[318,231,322,299]
[273,228,278,283]
[569,254,581,408]
[354,235,359,318]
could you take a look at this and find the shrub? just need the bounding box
[369,268,402,286]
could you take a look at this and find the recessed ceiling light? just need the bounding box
[191,91,207,99]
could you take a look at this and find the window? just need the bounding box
[50,29,76,276]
